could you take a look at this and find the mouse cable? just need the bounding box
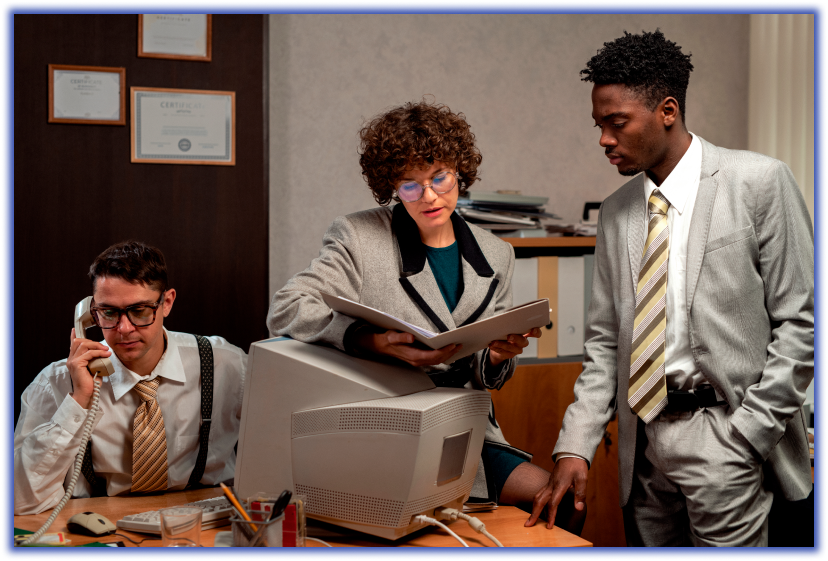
[112,533,152,545]
[434,507,504,547]
[19,376,103,546]
[412,515,469,547]
[306,537,333,547]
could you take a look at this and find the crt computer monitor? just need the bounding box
[234,337,491,540]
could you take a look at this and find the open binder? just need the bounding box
[321,292,550,361]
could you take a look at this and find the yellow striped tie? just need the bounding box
[629,190,670,423]
[131,378,169,493]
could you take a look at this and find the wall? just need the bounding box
[748,14,815,221]
[268,14,750,293]
[14,14,270,422]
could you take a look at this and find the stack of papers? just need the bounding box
[457,191,561,236]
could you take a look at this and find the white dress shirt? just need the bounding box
[14,329,247,515]
[642,132,708,390]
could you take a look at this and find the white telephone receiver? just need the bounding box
[74,296,115,377]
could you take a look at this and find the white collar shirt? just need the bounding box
[642,132,706,390]
[14,329,247,515]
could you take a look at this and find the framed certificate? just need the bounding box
[138,14,212,61]
[48,64,126,125]
[131,87,235,166]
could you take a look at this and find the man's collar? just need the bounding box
[391,203,493,277]
[108,328,185,401]
[644,133,701,214]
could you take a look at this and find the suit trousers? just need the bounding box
[623,405,772,546]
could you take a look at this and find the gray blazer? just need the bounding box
[553,137,814,505]
[267,203,529,501]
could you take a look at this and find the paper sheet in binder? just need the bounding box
[321,292,550,361]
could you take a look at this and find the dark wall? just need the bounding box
[14,14,269,422]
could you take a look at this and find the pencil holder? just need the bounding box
[230,512,284,547]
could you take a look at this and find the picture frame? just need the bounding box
[48,64,126,125]
[130,86,235,166]
[138,14,212,61]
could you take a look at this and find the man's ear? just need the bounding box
[661,97,680,128]
[162,288,176,318]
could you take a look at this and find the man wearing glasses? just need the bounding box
[14,241,247,514]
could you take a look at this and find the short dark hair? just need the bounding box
[89,240,168,293]
[358,97,483,206]
[580,29,694,122]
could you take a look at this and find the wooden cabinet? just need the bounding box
[490,362,625,547]
[491,236,626,547]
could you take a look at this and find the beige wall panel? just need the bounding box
[269,14,750,294]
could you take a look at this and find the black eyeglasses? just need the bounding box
[91,294,164,329]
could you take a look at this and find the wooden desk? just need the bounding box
[14,488,591,548]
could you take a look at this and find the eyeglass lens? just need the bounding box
[95,306,156,328]
[397,171,457,202]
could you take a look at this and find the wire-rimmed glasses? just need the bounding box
[396,170,459,203]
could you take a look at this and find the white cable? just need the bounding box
[306,537,333,547]
[20,376,102,546]
[413,514,469,547]
[434,507,504,547]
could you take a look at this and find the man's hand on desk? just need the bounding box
[525,457,588,529]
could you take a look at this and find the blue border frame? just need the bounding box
[0,2,828,559]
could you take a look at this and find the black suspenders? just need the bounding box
[81,334,214,495]
[186,335,214,488]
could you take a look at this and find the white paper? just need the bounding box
[321,292,550,361]
[53,70,121,121]
[134,90,232,162]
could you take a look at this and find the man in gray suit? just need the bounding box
[526,30,813,546]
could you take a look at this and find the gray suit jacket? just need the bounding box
[267,203,529,501]
[553,137,814,505]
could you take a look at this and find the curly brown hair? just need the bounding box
[358,97,482,206]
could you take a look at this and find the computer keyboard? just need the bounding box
[116,495,234,534]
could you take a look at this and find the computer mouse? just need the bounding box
[67,512,117,536]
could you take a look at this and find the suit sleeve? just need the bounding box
[552,206,620,465]
[266,215,363,352]
[729,161,814,460]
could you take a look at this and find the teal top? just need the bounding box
[425,241,464,312]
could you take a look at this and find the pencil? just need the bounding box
[219,482,259,533]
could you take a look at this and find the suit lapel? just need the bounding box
[627,174,647,284]
[392,204,496,333]
[685,138,720,313]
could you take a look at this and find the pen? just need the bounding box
[220,482,259,533]
[268,490,292,522]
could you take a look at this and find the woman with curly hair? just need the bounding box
[267,98,583,533]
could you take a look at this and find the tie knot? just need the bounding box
[134,378,160,402]
[648,190,669,216]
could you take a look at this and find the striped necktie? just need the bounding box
[629,190,670,423]
[131,378,169,493]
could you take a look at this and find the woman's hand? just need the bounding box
[357,329,461,367]
[488,327,543,366]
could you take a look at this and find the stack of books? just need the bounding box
[456,191,560,238]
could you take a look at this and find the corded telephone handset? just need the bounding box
[19,298,115,545]
[74,296,115,377]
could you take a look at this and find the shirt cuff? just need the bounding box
[53,393,103,433]
[554,453,589,464]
